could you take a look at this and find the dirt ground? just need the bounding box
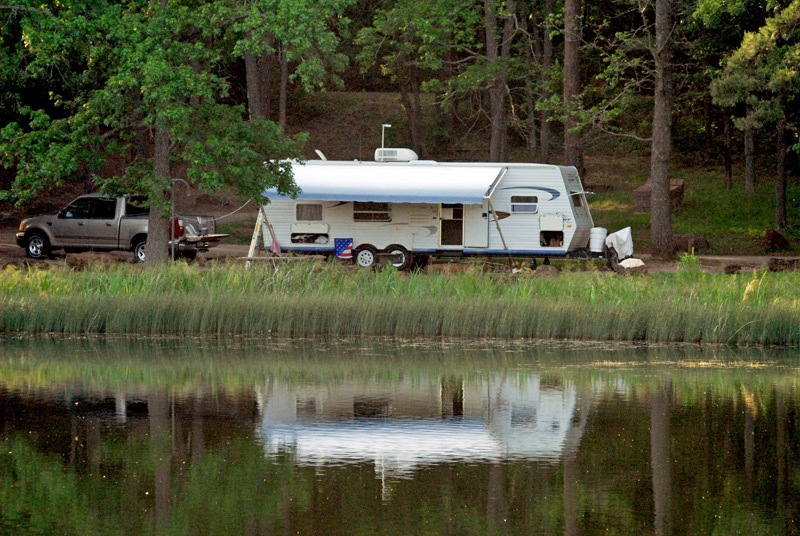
[2,221,792,274]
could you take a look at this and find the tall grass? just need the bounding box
[2,262,800,344]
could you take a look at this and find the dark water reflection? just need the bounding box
[1,338,799,535]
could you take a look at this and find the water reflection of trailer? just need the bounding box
[257,374,584,480]
[257,150,594,269]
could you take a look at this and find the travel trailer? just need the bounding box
[257,149,596,269]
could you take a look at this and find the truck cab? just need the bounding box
[16,193,224,261]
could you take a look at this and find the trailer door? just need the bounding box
[439,203,463,247]
[463,202,488,248]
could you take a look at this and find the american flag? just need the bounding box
[334,238,353,259]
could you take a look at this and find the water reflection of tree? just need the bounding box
[4,356,800,534]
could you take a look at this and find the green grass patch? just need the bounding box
[2,262,800,345]
[590,165,800,255]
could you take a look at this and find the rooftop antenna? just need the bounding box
[381,123,392,149]
[314,149,327,160]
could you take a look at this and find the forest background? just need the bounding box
[0,0,799,263]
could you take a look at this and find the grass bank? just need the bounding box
[1,261,799,345]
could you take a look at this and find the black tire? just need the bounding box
[383,244,411,271]
[179,249,198,261]
[133,237,146,263]
[354,245,378,268]
[411,254,430,271]
[25,232,50,259]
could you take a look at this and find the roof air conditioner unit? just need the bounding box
[374,148,419,162]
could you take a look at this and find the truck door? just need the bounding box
[83,197,120,248]
[51,197,94,246]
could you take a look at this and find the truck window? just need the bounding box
[125,197,149,216]
[63,198,93,219]
[92,198,117,220]
[354,202,391,222]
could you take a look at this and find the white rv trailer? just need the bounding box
[260,150,594,269]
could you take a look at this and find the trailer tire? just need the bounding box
[411,255,430,271]
[354,245,378,268]
[384,244,411,271]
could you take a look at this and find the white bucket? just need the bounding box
[589,227,607,254]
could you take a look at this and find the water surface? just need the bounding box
[1,338,798,535]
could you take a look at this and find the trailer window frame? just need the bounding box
[353,201,392,222]
[510,195,539,214]
[296,203,323,221]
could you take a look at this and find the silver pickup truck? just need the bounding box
[16,193,227,261]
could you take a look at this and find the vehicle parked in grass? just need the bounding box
[16,193,226,261]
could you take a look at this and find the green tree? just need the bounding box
[356,0,481,157]
[0,0,305,265]
[233,0,353,125]
[711,0,800,230]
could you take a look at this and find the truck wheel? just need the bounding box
[384,244,411,270]
[133,238,146,262]
[180,249,197,261]
[26,232,50,259]
[354,245,377,268]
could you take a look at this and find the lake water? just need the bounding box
[1,338,799,535]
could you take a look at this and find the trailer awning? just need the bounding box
[264,162,505,205]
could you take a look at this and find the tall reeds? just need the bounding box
[1,262,799,344]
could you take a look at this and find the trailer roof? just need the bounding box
[264,161,505,204]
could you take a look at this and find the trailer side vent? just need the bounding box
[374,148,419,162]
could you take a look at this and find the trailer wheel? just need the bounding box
[411,254,429,271]
[384,244,411,271]
[354,245,378,268]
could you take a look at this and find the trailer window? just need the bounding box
[570,192,585,210]
[296,203,323,221]
[510,196,538,214]
[354,202,391,222]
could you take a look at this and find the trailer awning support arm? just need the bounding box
[486,197,509,251]
[484,167,508,199]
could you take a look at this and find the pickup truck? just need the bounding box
[16,193,227,261]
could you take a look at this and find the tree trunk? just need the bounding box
[563,0,582,173]
[539,0,554,164]
[245,52,265,120]
[146,125,172,266]
[258,36,276,120]
[651,382,673,536]
[398,82,427,158]
[723,112,732,189]
[148,391,172,535]
[485,0,503,162]
[484,0,515,162]
[279,45,288,128]
[704,97,713,152]
[776,114,787,231]
[744,116,755,196]
[524,5,540,161]
[650,0,673,259]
